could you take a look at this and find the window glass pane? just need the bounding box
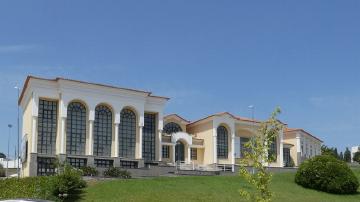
[191,148,197,160]
[119,109,136,158]
[217,126,228,159]
[163,122,182,134]
[37,99,57,154]
[143,113,156,161]
[37,157,56,176]
[66,102,87,155]
[94,105,112,156]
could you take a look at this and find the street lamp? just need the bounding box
[14,86,20,178]
[7,124,12,177]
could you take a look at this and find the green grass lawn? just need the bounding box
[79,169,360,202]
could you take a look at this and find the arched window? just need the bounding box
[66,102,87,155]
[93,105,112,156]
[163,122,182,134]
[119,108,136,158]
[217,126,228,159]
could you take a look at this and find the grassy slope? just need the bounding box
[81,169,360,202]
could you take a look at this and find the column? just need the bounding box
[231,132,235,172]
[187,146,191,164]
[60,117,66,154]
[114,112,120,158]
[213,127,217,164]
[296,133,301,166]
[172,145,176,164]
[31,116,38,153]
[88,109,95,156]
[158,129,163,161]
[138,126,143,159]
[279,129,284,167]
[88,120,94,155]
[114,123,119,157]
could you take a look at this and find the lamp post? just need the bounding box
[15,86,20,178]
[7,124,12,177]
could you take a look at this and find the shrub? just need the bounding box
[295,155,359,194]
[53,165,86,199]
[104,167,131,178]
[0,176,57,201]
[81,166,98,176]
[0,165,86,201]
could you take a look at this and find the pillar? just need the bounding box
[279,129,284,167]
[158,129,163,161]
[138,126,143,159]
[60,117,66,154]
[172,145,176,164]
[231,132,235,172]
[31,116,38,153]
[187,146,191,164]
[114,123,119,157]
[213,127,217,164]
[88,120,94,155]
[296,133,301,166]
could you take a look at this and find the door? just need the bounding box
[283,148,291,167]
[175,141,185,162]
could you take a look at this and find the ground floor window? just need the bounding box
[162,145,170,158]
[240,137,250,158]
[191,148,197,160]
[67,157,87,169]
[37,157,56,176]
[120,160,138,169]
[283,148,291,167]
[95,159,113,168]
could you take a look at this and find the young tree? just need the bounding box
[339,152,344,161]
[239,107,283,202]
[353,152,360,164]
[344,147,351,163]
[333,148,338,159]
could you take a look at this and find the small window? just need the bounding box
[120,160,138,169]
[67,157,87,169]
[191,148,197,160]
[95,159,113,168]
[163,122,182,134]
[162,145,170,158]
[37,157,56,176]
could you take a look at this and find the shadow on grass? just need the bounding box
[64,189,86,202]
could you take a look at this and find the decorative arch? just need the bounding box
[163,122,182,134]
[118,108,137,158]
[66,101,87,155]
[217,125,229,159]
[93,104,113,156]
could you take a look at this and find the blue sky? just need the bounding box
[0,1,359,157]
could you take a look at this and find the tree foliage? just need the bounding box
[344,147,352,163]
[0,153,6,159]
[239,107,283,202]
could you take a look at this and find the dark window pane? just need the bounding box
[67,157,87,169]
[163,122,182,134]
[217,126,228,159]
[66,102,87,155]
[37,99,57,155]
[37,157,56,176]
[143,113,156,161]
[119,109,136,158]
[94,105,112,156]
